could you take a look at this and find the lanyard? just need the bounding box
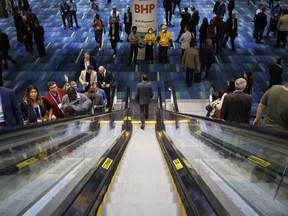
[49,91,61,105]
[33,105,41,118]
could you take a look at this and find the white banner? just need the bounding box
[132,0,157,60]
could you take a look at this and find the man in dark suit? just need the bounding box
[223,12,238,51]
[13,6,23,43]
[190,6,200,38]
[269,58,283,88]
[78,52,98,74]
[84,88,104,114]
[34,20,46,57]
[227,0,235,19]
[124,6,132,40]
[21,16,33,54]
[0,87,24,128]
[97,66,114,108]
[220,78,252,124]
[0,29,17,69]
[135,74,153,130]
[217,0,226,18]
[200,39,215,80]
[60,0,72,30]
[254,5,267,44]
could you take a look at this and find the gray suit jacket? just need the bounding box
[61,93,92,115]
[135,81,153,105]
[84,92,104,113]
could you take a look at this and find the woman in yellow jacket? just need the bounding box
[144,28,157,63]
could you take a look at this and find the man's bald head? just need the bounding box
[98,66,105,73]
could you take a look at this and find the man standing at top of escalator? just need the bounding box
[220,78,252,124]
[253,76,288,131]
[135,74,153,130]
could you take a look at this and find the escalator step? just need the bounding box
[110,182,174,193]
[101,203,182,216]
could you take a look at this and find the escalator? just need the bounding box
[98,126,183,216]
[0,87,288,216]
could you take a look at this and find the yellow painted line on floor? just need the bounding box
[131,120,156,124]
[98,120,124,124]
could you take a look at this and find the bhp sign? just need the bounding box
[135,4,155,13]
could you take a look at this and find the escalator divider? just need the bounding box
[94,126,133,216]
[156,128,228,216]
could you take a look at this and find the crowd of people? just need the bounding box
[206,57,287,131]
[0,0,288,131]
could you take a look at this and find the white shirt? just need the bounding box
[84,59,90,70]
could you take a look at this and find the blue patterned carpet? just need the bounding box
[1,0,288,110]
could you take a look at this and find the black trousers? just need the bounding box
[104,88,111,107]
[201,63,212,78]
[223,33,236,50]
[267,18,278,36]
[24,34,33,52]
[70,11,79,27]
[158,45,168,63]
[95,29,103,47]
[2,50,17,67]
[186,67,195,86]
[61,13,71,28]
[139,104,149,125]
[276,31,287,47]
[165,8,172,24]
[129,44,138,63]
[145,43,154,61]
[110,39,117,55]
[35,41,46,57]
[255,27,264,43]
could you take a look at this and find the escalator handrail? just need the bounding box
[157,85,163,109]
[0,108,127,137]
[169,85,179,112]
[160,108,288,142]
[108,85,117,112]
[124,85,131,109]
